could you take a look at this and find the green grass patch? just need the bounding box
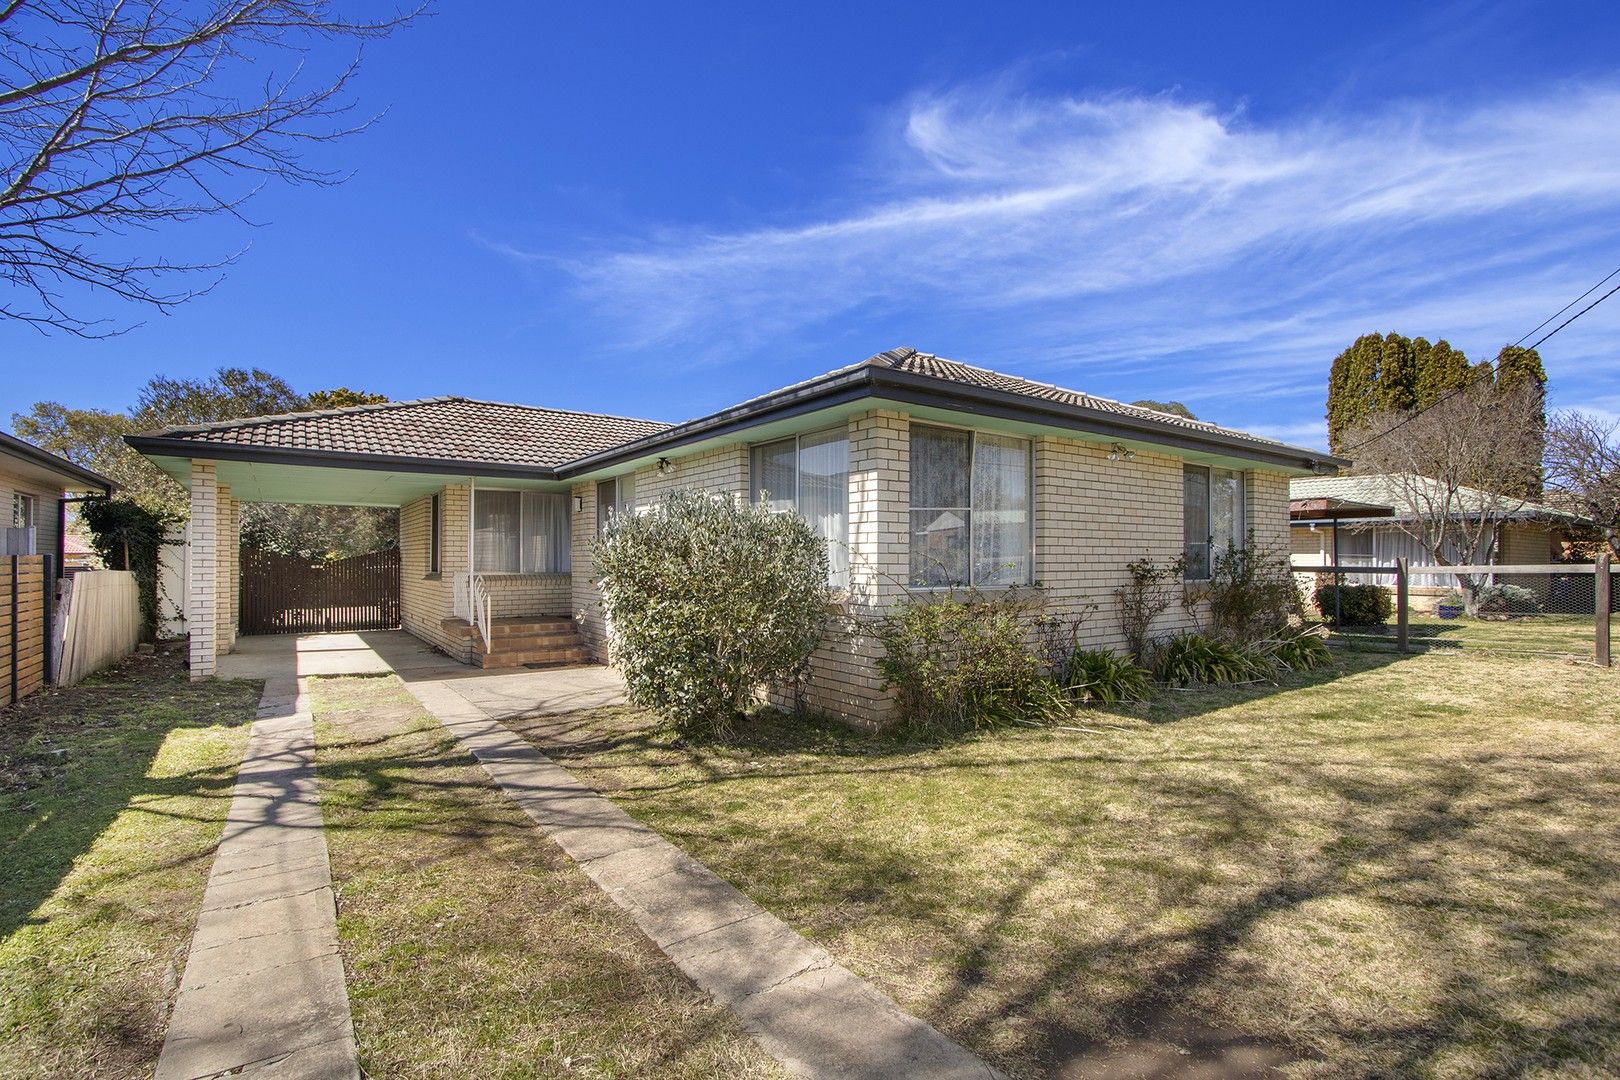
[309,675,784,1080]
[0,651,260,1080]
[509,647,1620,1078]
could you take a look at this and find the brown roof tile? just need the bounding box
[148,396,670,469]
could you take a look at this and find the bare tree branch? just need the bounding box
[1547,410,1620,559]
[1343,380,1546,612]
[1,0,420,334]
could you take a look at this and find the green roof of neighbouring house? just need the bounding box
[1290,474,1585,523]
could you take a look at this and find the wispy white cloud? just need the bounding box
[497,78,1620,440]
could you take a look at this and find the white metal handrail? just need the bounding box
[452,571,493,649]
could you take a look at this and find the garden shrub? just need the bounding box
[1475,583,1542,616]
[1151,632,1273,687]
[1313,583,1393,626]
[1205,539,1299,645]
[80,497,174,640]
[1260,625,1333,672]
[1115,553,1185,660]
[875,589,1062,733]
[1059,648,1152,705]
[592,488,830,738]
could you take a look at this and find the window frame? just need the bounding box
[907,421,1035,590]
[472,487,571,576]
[12,493,35,531]
[749,425,851,590]
[428,493,441,575]
[1183,464,1246,581]
[596,475,635,537]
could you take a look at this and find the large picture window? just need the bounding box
[909,425,1031,588]
[1183,465,1245,580]
[750,427,849,589]
[473,490,570,574]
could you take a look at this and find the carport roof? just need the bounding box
[128,396,670,472]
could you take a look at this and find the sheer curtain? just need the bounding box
[1183,466,1211,580]
[474,490,570,574]
[971,433,1030,586]
[1210,468,1245,555]
[797,428,849,589]
[751,439,798,512]
[474,490,521,573]
[910,425,972,587]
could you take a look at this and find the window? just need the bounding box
[472,490,570,574]
[596,475,635,536]
[1183,465,1245,580]
[750,427,850,589]
[909,425,1031,588]
[428,494,441,574]
[11,494,34,531]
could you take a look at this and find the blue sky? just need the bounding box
[4,0,1620,449]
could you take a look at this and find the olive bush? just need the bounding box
[592,488,831,737]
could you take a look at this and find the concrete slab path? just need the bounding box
[407,675,1007,1080]
[154,676,358,1080]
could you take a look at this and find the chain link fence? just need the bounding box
[1294,557,1614,664]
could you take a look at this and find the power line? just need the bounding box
[1337,264,1620,458]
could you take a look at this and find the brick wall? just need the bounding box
[187,461,217,679]
[565,416,1295,727]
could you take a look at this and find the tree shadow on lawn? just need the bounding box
[0,654,261,941]
[517,666,1620,1077]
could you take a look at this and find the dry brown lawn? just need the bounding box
[310,675,785,1080]
[507,639,1619,1079]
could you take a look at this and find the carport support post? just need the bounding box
[1396,557,1409,654]
[188,460,218,679]
[1597,552,1611,669]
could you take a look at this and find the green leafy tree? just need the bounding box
[592,489,830,738]
[13,369,397,556]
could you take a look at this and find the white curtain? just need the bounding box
[751,439,798,512]
[1210,468,1245,554]
[1183,466,1211,579]
[475,490,570,574]
[798,428,849,589]
[971,432,1030,586]
[910,425,972,587]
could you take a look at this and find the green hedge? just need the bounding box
[1313,583,1393,626]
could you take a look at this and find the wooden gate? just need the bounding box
[240,547,401,635]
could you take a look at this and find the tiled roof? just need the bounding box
[861,348,1288,449]
[1290,474,1580,520]
[144,397,671,469]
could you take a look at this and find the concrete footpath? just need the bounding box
[154,676,357,1080]
[407,676,1006,1080]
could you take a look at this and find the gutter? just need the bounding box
[126,364,1348,482]
[122,436,567,482]
[558,365,1346,477]
[0,430,115,493]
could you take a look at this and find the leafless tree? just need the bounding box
[1546,410,1620,560]
[1,0,416,335]
[1344,379,1545,613]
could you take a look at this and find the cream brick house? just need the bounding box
[128,348,1341,724]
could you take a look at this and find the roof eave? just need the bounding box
[0,430,115,493]
[123,435,565,482]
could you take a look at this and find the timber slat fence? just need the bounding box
[240,547,401,635]
[55,570,141,686]
[1,555,48,704]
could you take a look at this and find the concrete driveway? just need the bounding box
[218,630,627,716]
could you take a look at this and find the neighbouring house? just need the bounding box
[62,529,104,573]
[1290,474,1585,611]
[0,432,115,704]
[127,347,1341,725]
[0,430,115,591]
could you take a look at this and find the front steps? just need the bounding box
[440,615,594,669]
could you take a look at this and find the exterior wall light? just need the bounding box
[572,495,584,513]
